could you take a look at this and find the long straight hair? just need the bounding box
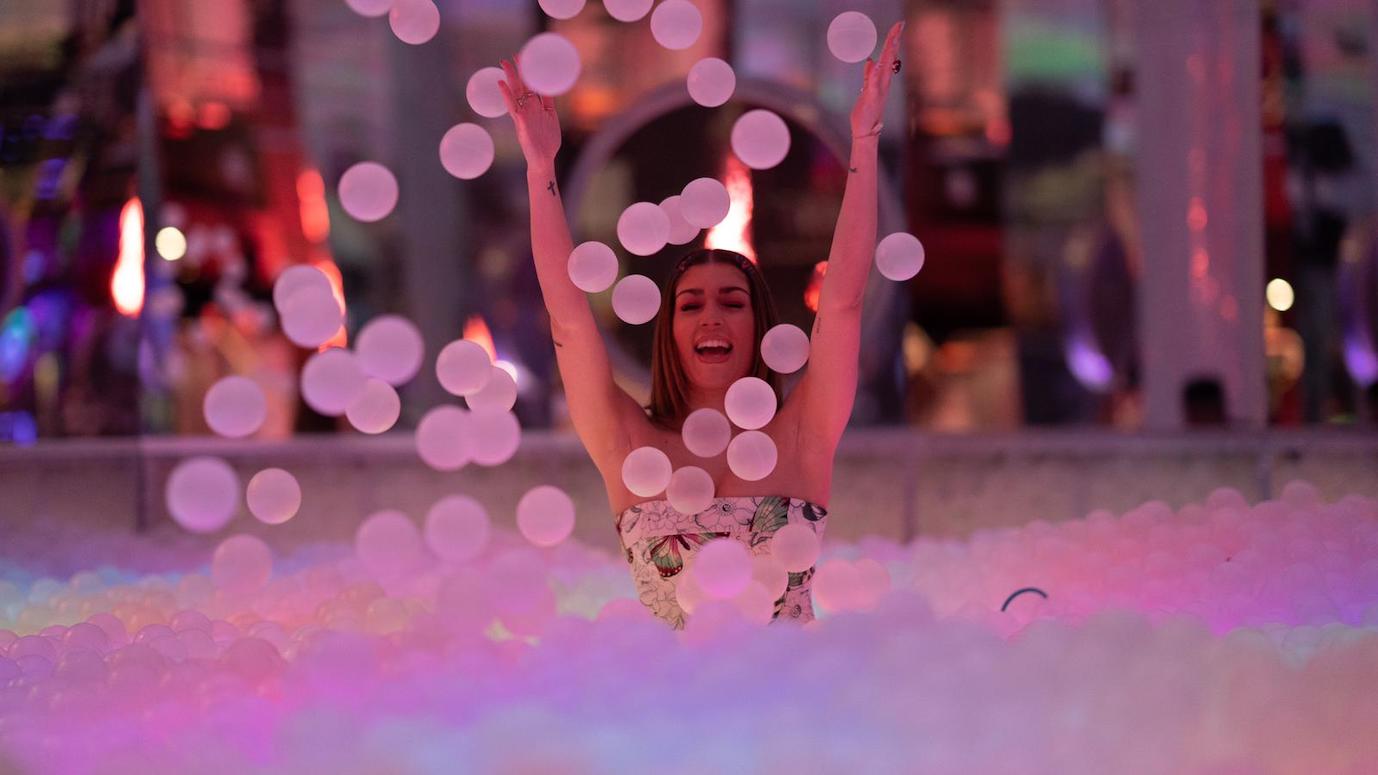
[647,249,783,430]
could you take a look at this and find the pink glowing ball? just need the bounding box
[467,408,521,467]
[617,201,671,256]
[345,378,401,434]
[731,110,791,170]
[875,232,926,281]
[659,196,701,246]
[674,566,706,615]
[812,558,861,614]
[388,0,440,45]
[465,67,508,118]
[415,406,472,471]
[687,58,736,108]
[731,581,777,624]
[650,0,702,50]
[667,466,715,515]
[280,285,343,348]
[726,430,777,481]
[827,11,878,64]
[516,485,576,548]
[355,315,424,386]
[436,567,496,632]
[751,553,790,599]
[166,456,240,534]
[439,123,495,180]
[761,323,810,374]
[355,510,427,580]
[338,162,399,223]
[436,339,493,396]
[770,522,821,572]
[679,177,731,229]
[424,495,490,564]
[487,548,557,636]
[246,468,301,525]
[539,0,586,20]
[682,407,731,458]
[568,241,620,293]
[211,534,273,596]
[603,0,651,22]
[693,538,753,599]
[272,265,332,314]
[300,348,367,417]
[203,376,266,439]
[611,275,661,325]
[518,33,582,97]
[345,0,394,18]
[465,366,518,412]
[622,446,673,497]
[725,376,777,430]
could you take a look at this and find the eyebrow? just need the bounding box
[675,286,749,299]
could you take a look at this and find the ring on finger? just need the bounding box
[891,59,902,74]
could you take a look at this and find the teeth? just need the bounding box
[696,338,730,351]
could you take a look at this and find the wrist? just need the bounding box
[526,161,556,178]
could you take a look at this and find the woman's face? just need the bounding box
[672,262,756,393]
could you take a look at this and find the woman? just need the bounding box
[499,23,903,628]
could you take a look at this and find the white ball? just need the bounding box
[667,466,715,515]
[875,232,926,281]
[345,378,401,434]
[425,495,490,563]
[345,0,394,18]
[650,0,702,50]
[681,407,730,457]
[465,67,508,118]
[518,33,582,97]
[726,430,777,481]
[611,275,661,325]
[436,339,493,396]
[439,123,495,180]
[826,11,877,64]
[538,0,585,21]
[603,0,652,22]
[280,285,343,348]
[687,58,736,108]
[693,538,752,599]
[355,510,426,580]
[731,110,791,170]
[355,315,423,386]
[465,365,518,412]
[659,196,700,246]
[725,376,777,430]
[272,265,332,315]
[467,408,521,467]
[616,201,671,256]
[516,485,576,548]
[388,0,440,45]
[770,522,820,572]
[166,457,239,534]
[761,323,810,374]
[415,406,472,471]
[338,162,399,223]
[300,348,367,417]
[203,376,266,439]
[622,446,672,497]
[246,468,300,525]
[679,177,730,229]
[568,241,620,293]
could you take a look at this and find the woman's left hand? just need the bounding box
[850,21,904,139]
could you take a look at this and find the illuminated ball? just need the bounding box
[467,408,521,467]
[345,378,401,434]
[355,510,426,580]
[761,323,810,374]
[345,0,394,18]
[211,535,272,596]
[272,265,332,315]
[518,33,581,97]
[675,566,706,614]
[166,457,240,533]
[355,315,424,386]
[538,0,585,20]
[568,241,619,293]
[826,11,877,64]
[612,275,660,325]
[658,196,700,246]
[731,581,776,625]
[811,558,860,614]
[770,523,820,572]
[465,67,508,118]
[679,177,730,229]
[650,0,702,50]
[687,58,735,108]
[280,285,343,348]
[338,162,398,223]
[617,202,671,257]
[622,446,672,497]
[693,538,752,599]
[300,348,367,417]
[731,110,791,170]
[246,468,300,526]
[388,0,440,45]
[439,123,495,180]
[465,366,517,412]
[725,376,777,430]
[424,495,490,564]
[875,232,926,281]
[415,406,471,471]
[603,0,651,22]
[436,339,492,396]
[751,553,789,599]
[682,408,730,457]
[203,376,266,439]
[854,558,891,610]
[666,466,715,515]
[516,485,576,548]
[726,430,777,481]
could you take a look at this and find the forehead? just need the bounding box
[677,262,749,291]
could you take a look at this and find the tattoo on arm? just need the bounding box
[546,181,557,196]
[848,167,857,174]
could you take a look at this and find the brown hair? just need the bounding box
[647,249,783,429]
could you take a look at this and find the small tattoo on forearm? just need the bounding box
[547,181,557,196]
[849,167,857,173]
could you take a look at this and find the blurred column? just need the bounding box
[1131,0,1267,429]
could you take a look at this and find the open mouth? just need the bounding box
[694,338,733,364]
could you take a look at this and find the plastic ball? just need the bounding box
[166,457,240,533]
[338,162,398,222]
[603,0,651,23]
[612,275,661,325]
[751,553,789,599]
[516,485,576,548]
[679,177,731,229]
[827,11,877,64]
[487,549,557,636]
[203,376,266,439]
[465,366,518,412]
[682,408,730,457]
[345,378,401,434]
[436,339,493,396]
[730,581,776,624]
[439,123,494,180]
[355,315,424,386]
[687,58,736,108]
[538,0,585,20]
[300,348,367,417]
[761,323,810,374]
[674,566,706,614]
[388,0,440,45]
[467,408,521,467]
[693,538,752,599]
[568,241,619,293]
[280,285,344,348]
[465,67,508,118]
[659,196,700,246]
[345,0,394,18]
[811,559,861,614]
[211,535,273,596]
[666,466,715,515]
[622,446,673,497]
[725,376,777,430]
[355,510,427,580]
[424,495,490,564]
[875,232,926,281]
[272,264,333,315]
[731,110,791,170]
[770,523,820,572]
[650,0,702,50]
[617,201,671,257]
[518,33,581,97]
[246,468,300,525]
[415,406,471,471]
[726,430,777,481]
[853,558,891,610]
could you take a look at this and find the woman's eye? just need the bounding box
[680,304,700,312]
[727,303,745,309]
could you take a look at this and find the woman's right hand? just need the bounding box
[499,58,562,171]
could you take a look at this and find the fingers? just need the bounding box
[540,94,555,112]
[862,57,875,92]
[500,58,526,97]
[497,78,519,117]
[878,21,903,93]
